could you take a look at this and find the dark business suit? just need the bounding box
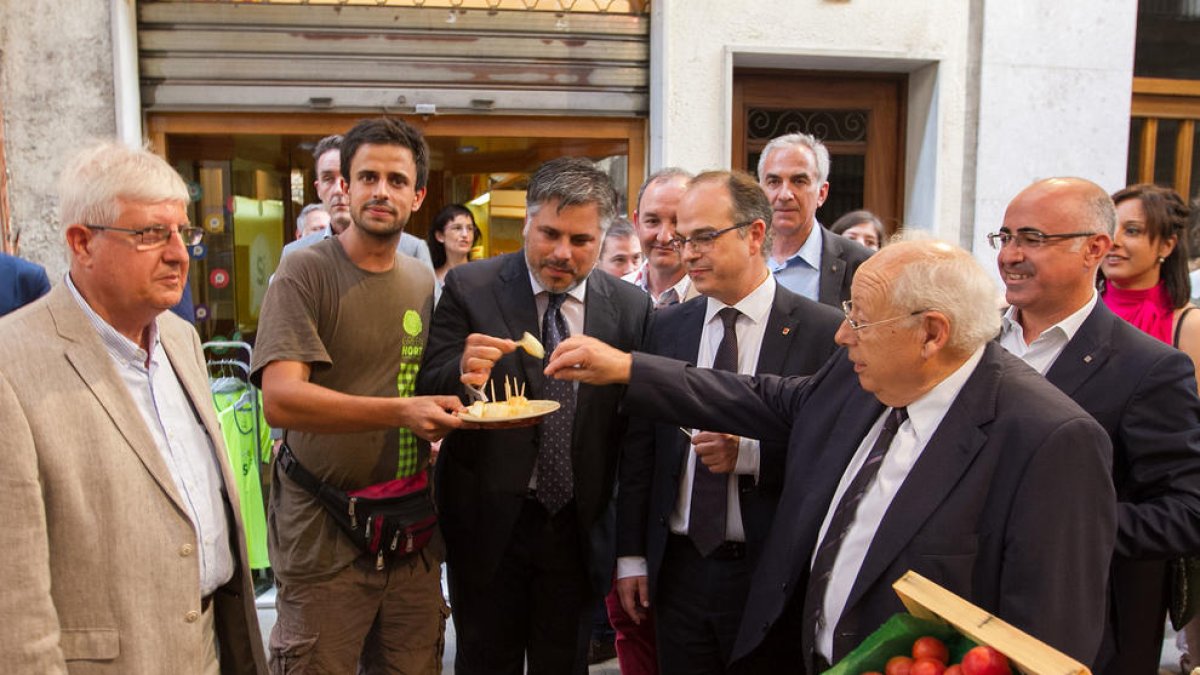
[417,253,652,674]
[0,253,51,317]
[817,230,872,308]
[620,342,1115,671]
[1036,302,1200,675]
[616,284,842,671]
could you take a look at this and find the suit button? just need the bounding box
[658,516,667,525]
[761,622,769,633]
[185,610,200,623]
[781,582,788,591]
[179,544,194,557]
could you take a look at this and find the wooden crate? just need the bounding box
[892,571,1091,675]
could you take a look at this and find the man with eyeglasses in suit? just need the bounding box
[994,177,1200,675]
[613,170,841,673]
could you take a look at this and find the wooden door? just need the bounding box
[733,71,905,233]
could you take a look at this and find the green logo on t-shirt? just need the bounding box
[402,310,423,337]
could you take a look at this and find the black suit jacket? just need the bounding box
[621,343,1115,670]
[615,284,842,598]
[416,253,653,592]
[817,231,873,308]
[1040,302,1200,673]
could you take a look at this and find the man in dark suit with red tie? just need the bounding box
[613,170,842,673]
[546,237,1117,672]
[417,157,653,674]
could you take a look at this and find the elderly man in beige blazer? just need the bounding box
[0,142,267,674]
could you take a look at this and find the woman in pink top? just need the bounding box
[1100,183,1200,672]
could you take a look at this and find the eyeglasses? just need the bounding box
[841,300,930,331]
[986,229,1095,249]
[86,224,205,250]
[667,221,753,253]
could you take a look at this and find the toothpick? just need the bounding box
[489,379,496,403]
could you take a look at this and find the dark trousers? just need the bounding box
[448,498,592,675]
[656,534,752,674]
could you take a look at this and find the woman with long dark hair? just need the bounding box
[1101,184,1200,365]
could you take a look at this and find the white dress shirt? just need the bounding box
[618,275,775,580]
[998,291,1097,374]
[66,274,234,597]
[813,345,986,659]
[623,261,692,308]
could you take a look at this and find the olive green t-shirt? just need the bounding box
[251,236,435,582]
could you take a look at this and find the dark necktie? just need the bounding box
[803,406,909,656]
[688,307,741,556]
[537,293,576,514]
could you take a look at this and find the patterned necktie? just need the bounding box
[803,406,909,654]
[688,307,741,556]
[537,293,576,514]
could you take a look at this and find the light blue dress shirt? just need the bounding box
[767,223,824,301]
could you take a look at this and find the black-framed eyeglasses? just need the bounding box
[666,221,753,253]
[841,300,931,331]
[86,224,204,250]
[986,229,1096,250]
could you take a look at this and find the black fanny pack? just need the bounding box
[278,443,437,570]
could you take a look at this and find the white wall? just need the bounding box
[651,0,1137,265]
[968,1,1137,259]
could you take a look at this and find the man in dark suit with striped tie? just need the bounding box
[418,157,653,674]
[545,237,1117,672]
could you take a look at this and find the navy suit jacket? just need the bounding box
[614,284,842,598]
[416,253,653,593]
[1041,301,1200,673]
[817,231,872,308]
[622,342,1115,670]
[0,253,51,317]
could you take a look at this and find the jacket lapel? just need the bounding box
[840,346,1000,614]
[757,286,800,376]
[1044,303,1113,398]
[492,254,543,397]
[817,232,846,308]
[49,288,189,515]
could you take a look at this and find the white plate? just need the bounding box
[456,399,561,427]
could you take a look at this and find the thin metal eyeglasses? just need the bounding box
[986,229,1095,249]
[86,224,205,250]
[841,300,931,331]
[666,221,753,252]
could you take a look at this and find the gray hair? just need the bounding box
[313,134,342,162]
[58,141,189,229]
[757,133,831,185]
[888,232,1002,354]
[635,167,693,211]
[690,170,774,259]
[526,157,618,231]
[1082,189,1118,237]
[296,203,326,235]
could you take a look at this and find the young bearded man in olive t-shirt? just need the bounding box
[251,117,465,673]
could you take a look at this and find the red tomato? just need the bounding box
[912,636,950,664]
[961,645,1012,675]
[945,666,964,675]
[885,655,914,675]
[860,672,884,675]
[910,658,947,675]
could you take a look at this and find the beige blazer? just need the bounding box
[0,285,267,674]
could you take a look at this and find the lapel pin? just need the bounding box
[782,327,791,335]
[1083,355,1093,363]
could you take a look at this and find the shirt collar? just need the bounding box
[528,267,588,304]
[703,274,776,327]
[770,222,824,272]
[1001,289,1097,345]
[904,345,986,447]
[64,272,160,366]
[626,261,690,304]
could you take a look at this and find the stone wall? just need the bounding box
[1,0,116,278]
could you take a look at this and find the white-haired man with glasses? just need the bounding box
[994,177,1200,675]
[544,236,1116,672]
[0,141,267,673]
